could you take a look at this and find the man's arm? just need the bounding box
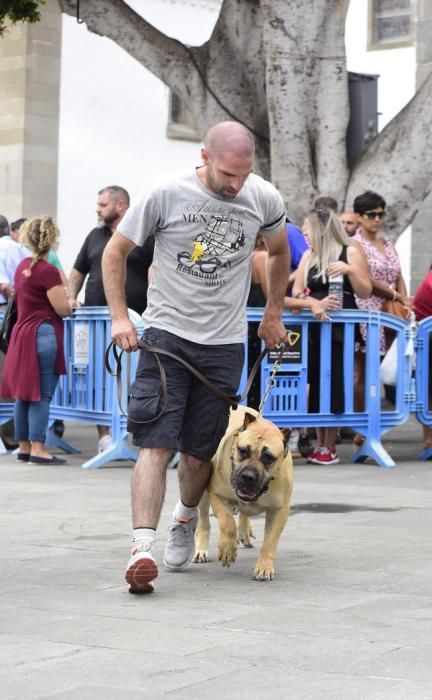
[68,268,86,306]
[258,227,291,348]
[102,231,138,351]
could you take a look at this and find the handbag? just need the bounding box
[380,338,398,385]
[382,298,411,321]
[0,290,17,354]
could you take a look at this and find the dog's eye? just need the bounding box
[237,445,251,460]
[261,450,275,466]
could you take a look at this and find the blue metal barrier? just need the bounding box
[415,317,432,460]
[0,306,421,469]
[46,307,144,469]
[244,308,414,468]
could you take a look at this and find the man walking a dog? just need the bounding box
[102,120,290,593]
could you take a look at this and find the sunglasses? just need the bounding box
[363,210,386,220]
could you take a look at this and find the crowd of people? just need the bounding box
[0,187,154,458]
[0,119,424,595]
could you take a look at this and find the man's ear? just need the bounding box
[201,147,209,165]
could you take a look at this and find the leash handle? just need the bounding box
[105,341,169,424]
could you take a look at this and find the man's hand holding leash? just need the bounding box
[258,225,291,349]
[258,311,287,349]
[111,317,138,352]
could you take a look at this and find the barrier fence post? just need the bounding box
[416,317,432,461]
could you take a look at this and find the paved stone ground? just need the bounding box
[1,416,432,699]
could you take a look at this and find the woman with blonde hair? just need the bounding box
[293,208,371,465]
[1,216,72,463]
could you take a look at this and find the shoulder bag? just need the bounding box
[382,298,411,321]
[0,290,17,354]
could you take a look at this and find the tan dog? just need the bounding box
[193,406,293,580]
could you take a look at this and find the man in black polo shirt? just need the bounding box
[69,186,154,452]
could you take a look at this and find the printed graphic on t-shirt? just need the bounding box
[176,201,247,287]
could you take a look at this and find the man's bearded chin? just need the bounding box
[100,212,118,226]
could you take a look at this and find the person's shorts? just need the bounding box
[128,327,245,462]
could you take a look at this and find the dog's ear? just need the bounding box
[240,411,257,431]
[280,427,292,456]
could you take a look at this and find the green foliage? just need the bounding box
[0,0,46,36]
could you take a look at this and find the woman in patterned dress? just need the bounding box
[352,191,411,416]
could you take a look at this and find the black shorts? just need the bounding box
[128,327,245,462]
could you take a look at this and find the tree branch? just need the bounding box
[57,0,194,91]
[346,69,432,238]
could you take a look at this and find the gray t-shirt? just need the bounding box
[118,169,285,344]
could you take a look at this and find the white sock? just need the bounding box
[174,500,198,521]
[132,528,156,551]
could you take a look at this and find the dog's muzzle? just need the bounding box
[231,466,272,502]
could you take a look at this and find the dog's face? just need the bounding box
[230,412,291,503]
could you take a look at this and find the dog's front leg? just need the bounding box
[210,492,238,567]
[253,505,290,581]
[193,491,211,563]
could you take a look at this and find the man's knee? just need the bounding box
[137,446,173,468]
[179,452,210,471]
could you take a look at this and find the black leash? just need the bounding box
[105,338,284,424]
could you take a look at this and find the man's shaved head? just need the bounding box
[204,121,255,159]
[198,121,256,199]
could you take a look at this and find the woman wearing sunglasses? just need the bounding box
[352,191,411,433]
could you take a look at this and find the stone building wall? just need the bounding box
[0,0,61,221]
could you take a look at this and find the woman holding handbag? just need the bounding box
[1,216,72,463]
[352,191,411,426]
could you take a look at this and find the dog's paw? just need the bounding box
[218,538,237,567]
[252,559,275,581]
[193,549,209,563]
[237,524,256,548]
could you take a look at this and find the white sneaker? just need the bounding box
[125,544,158,594]
[98,435,112,453]
[163,512,199,570]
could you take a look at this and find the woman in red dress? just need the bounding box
[1,217,72,463]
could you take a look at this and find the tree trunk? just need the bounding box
[261,0,350,224]
[57,0,432,237]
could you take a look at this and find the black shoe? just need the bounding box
[1,437,19,451]
[298,434,314,458]
[29,455,67,464]
[53,420,65,438]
